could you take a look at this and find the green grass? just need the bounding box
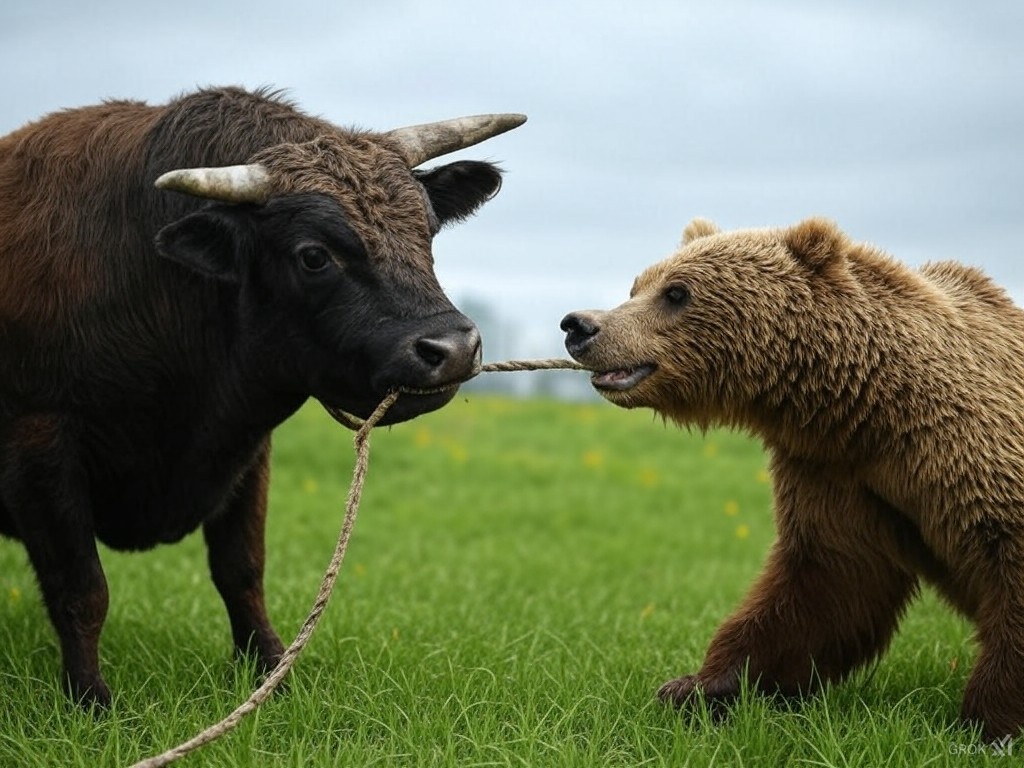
[0,395,1000,766]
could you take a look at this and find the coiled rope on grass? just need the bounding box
[128,358,586,768]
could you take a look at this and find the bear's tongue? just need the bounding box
[592,364,655,391]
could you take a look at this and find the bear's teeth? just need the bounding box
[592,364,655,391]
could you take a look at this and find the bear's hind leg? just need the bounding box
[962,632,1024,743]
[660,468,918,712]
[960,562,1024,742]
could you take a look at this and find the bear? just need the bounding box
[560,217,1024,742]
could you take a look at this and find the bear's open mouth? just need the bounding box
[591,363,656,391]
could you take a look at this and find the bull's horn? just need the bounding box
[154,164,273,204]
[386,113,527,168]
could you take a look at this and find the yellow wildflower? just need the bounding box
[638,468,660,488]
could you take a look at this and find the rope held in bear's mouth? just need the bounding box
[128,357,584,768]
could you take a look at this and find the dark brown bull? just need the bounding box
[0,86,524,706]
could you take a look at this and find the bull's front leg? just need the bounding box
[1,415,111,707]
[660,467,918,712]
[203,439,284,672]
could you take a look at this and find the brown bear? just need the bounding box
[560,217,1024,742]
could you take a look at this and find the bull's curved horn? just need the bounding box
[154,164,273,204]
[386,113,527,168]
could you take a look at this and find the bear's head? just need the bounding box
[561,217,850,429]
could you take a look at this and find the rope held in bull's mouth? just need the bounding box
[322,358,588,430]
[128,358,584,768]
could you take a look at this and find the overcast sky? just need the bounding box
[3,1,1022,358]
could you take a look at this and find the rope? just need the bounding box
[128,358,583,768]
[322,358,586,430]
[478,358,586,373]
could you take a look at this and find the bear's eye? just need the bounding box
[664,284,691,307]
[298,244,331,273]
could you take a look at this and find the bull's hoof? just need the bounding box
[66,674,112,711]
[233,635,288,694]
[234,631,285,674]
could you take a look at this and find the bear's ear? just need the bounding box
[783,217,846,271]
[681,218,720,246]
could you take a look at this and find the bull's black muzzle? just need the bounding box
[408,321,483,390]
[323,310,482,426]
[373,311,482,395]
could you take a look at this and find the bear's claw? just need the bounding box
[657,674,701,706]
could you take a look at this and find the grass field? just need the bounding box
[0,395,1003,766]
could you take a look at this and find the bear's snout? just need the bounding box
[561,311,601,358]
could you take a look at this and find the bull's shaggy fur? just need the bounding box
[0,87,509,705]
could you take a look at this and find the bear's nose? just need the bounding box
[561,311,601,357]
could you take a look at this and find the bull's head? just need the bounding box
[153,113,524,425]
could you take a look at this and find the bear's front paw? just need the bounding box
[658,673,740,712]
[657,674,701,706]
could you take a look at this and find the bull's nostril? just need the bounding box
[415,338,448,368]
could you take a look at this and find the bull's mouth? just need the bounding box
[591,363,656,392]
[321,385,461,429]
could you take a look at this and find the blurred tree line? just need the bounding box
[459,296,596,401]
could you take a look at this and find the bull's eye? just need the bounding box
[298,245,331,272]
[664,284,691,307]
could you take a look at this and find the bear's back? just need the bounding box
[916,261,1024,360]
[920,260,1021,318]
[913,259,1024,358]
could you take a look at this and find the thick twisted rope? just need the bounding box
[321,359,587,430]
[477,358,585,373]
[128,358,584,768]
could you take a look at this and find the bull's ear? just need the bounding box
[415,160,503,228]
[155,209,245,282]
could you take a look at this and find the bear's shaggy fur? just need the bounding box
[561,217,1024,741]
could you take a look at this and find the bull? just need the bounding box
[0,86,524,706]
